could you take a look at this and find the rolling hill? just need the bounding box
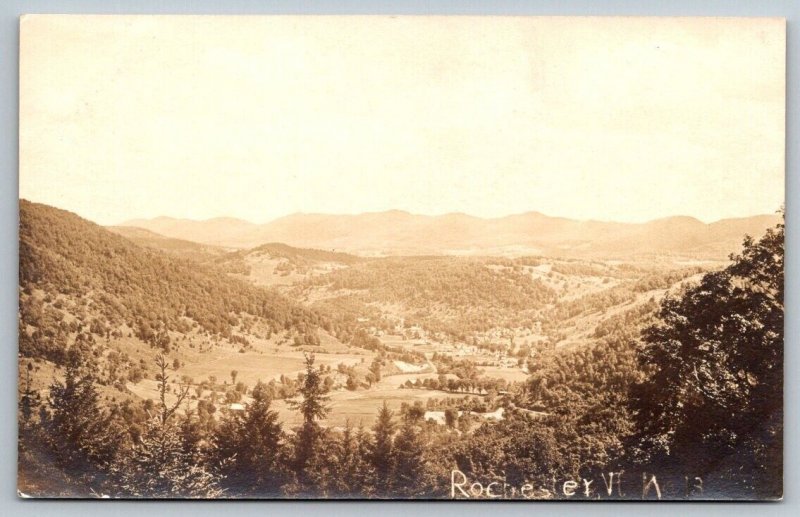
[106,226,229,262]
[19,200,326,362]
[210,242,365,287]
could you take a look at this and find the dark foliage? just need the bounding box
[629,219,783,498]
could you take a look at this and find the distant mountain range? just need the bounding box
[120,210,781,260]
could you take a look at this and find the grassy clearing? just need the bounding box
[272,387,466,428]
[178,347,369,387]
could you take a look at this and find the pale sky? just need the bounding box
[20,16,785,225]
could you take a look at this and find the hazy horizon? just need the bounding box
[22,196,786,229]
[18,197,781,228]
[20,16,785,226]
[117,206,782,227]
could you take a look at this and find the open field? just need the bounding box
[272,386,468,428]
[178,347,370,387]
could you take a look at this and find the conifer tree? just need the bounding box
[370,402,396,496]
[43,363,123,486]
[111,416,223,498]
[329,420,373,497]
[109,354,220,498]
[394,418,428,497]
[287,353,330,492]
[210,381,288,496]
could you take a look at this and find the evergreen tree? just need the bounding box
[43,363,124,486]
[393,420,429,497]
[109,354,220,498]
[210,381,288,496]
[329,421,373,497]
[287,353,330,493]
[369,402,397,496]
[111,417,223,498]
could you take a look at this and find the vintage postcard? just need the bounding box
[18,15,784,500]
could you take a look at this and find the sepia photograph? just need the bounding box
[17,15,785,500]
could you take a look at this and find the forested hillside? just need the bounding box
[19,200,326,362]
[295,254,705,346]
[210,242,364,285]
[301,257,557,336]
[107,226,227,262]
